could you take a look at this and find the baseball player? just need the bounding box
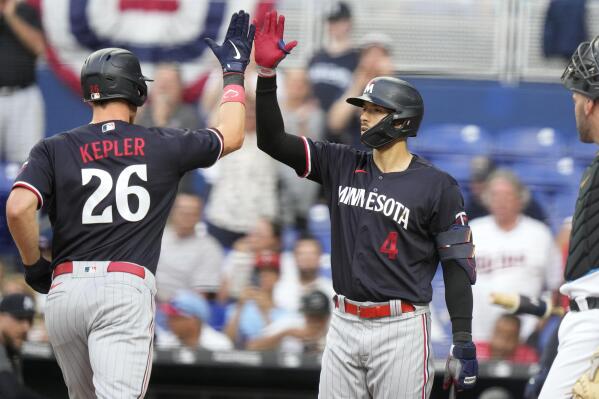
[538,35,599,399]
[253,11,478,398]
[5,11,254,398]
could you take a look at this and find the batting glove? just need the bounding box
[23,257,52,294]
[205,10,255,74]
[253,10,298,77]
[443,341,478,391]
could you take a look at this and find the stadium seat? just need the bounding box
[510,157,581,191]
[307,204,331,254]
[429,155,472,184]
[412,124,492,156]
[493,127,567,160]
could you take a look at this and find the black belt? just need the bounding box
[570,297,599,311]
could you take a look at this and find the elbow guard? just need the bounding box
[436,225,477,284]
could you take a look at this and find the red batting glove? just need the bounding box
[253,10,298,77]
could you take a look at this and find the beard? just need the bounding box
[299,269,319,282]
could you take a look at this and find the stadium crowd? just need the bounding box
[0,1,577,397]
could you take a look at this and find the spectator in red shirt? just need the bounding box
[476,314,539,364]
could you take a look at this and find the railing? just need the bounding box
[277,0,599,83]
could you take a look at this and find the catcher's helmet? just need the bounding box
[562,36,599,100]
[81,48,152,107]
[347,76,424,148]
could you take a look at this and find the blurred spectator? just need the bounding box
[155,291,232,351]
[246,290,330,354]
[136,63,201,129]
[466,156,548,223]
[278,68,323,230]
[476,314,539,364]
[0,0,45,163]
[223,252,291,348]
[326,32,394,146]
[274,236,333,312]
[136,63,204,195]
[470,170,562,342]
[220,218,281,301]
[1,274,32,297]
[0,293,45,398]
[307,1,358,113]
[204,95,279,248]
[155,193,224,302]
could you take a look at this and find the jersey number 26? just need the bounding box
[81,165,150,224]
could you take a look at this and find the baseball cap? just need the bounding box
[327,1,351,22]
[300,290,331,316]
[358,32,393,53]
[0,294,35,322]
[254,251,281,272]
[160,291,210,322]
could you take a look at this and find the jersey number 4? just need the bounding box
[81,165,150,224]
[380,232,399,260]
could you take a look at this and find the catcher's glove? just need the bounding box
[573,350,599,399]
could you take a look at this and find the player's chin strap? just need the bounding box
[435,225,477,284]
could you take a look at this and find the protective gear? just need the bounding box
[253,10,298,77]
[435,225,476,284]
[562,35,599,100]
[443,341,478,392]
[346,76,424,148]
[23,257,52,294]
[572,350,599,399]
[205,10,255,75]
[81,48,152,107]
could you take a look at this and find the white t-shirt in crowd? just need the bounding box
[470,215,562,341]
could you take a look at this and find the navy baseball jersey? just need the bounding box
[13,120,223,274]
[299,138,467,303]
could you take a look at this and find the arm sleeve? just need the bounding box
[255,76,314,177]
[13,140,54,210]
[442,261,473,337]
[169,128,224,173]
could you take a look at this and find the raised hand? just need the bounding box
[205,10,255,74]
[253,10,298,76]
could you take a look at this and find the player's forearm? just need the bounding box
[442,260,473,341]
[4,12,45,56]
[255,76,306,173]
[6,190,41,265]
[214,73,246,156]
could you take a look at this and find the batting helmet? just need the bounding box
[81,48,152,107]
[347,76,424,148]
[562,36,599,100]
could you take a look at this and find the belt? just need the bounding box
[53,261,146,280]
[570,297,599,311]
[333,295,415,319]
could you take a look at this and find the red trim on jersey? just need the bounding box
[300,136,311,178]
[12,181,43,209]
[207,128,224,161]
[421,314,429,399]
[119,0,179,12]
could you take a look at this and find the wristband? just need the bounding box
[221,84,246,105]
[256,65,276,78]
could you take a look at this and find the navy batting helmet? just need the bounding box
[81,48,152,107]
[562,36,599,100]
[347,76,424,148]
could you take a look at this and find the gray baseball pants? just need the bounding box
[45,261,156,399]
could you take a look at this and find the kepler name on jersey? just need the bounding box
[338,185,410,229]
[79,137,146,164]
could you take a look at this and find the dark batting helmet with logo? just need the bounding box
[562,35,599,100]
[347,76,424,148]
[81,48,153,107]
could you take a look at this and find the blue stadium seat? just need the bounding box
[412,124,492,156]
[429,155,472,184]
[510,157,581,191]
[307,204,331,254]
[493,127,567,160]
